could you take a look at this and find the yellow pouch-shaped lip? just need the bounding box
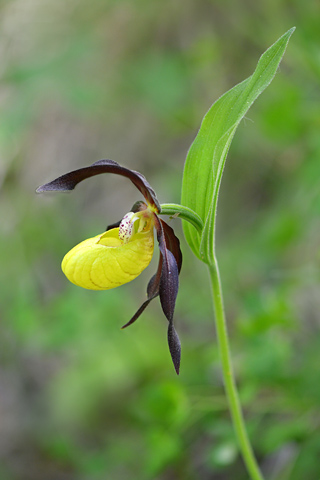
[62,227,154,290]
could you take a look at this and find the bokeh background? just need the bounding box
[1,1,319,479]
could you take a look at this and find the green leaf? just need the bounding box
[181,28,295,265]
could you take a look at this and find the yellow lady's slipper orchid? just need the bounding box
[37,159,182,374]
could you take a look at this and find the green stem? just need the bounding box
[208,257,264,480]
[160,203,204,233]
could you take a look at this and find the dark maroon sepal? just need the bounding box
[36,159,160,212]
[131,201,148,212]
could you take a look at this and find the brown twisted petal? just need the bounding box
[121,215,182,327]
[160,218,182,273]
[121,254,163,330]
[122,214,182,374]
[36,159,160,212]
[154,216,181,374]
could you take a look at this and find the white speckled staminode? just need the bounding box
[119,212,138,243]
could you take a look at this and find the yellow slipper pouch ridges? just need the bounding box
[61,227,154,290]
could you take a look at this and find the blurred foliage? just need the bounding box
[0,0,320,479]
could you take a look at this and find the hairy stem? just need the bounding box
[208,257,264,480]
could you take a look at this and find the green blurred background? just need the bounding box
[0,1,319,479]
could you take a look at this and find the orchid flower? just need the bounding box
[37,159,182,374]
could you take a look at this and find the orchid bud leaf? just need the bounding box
[181,28,295,265]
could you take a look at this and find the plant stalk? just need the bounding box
[160,203,204,233]
[208,257,264,480]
